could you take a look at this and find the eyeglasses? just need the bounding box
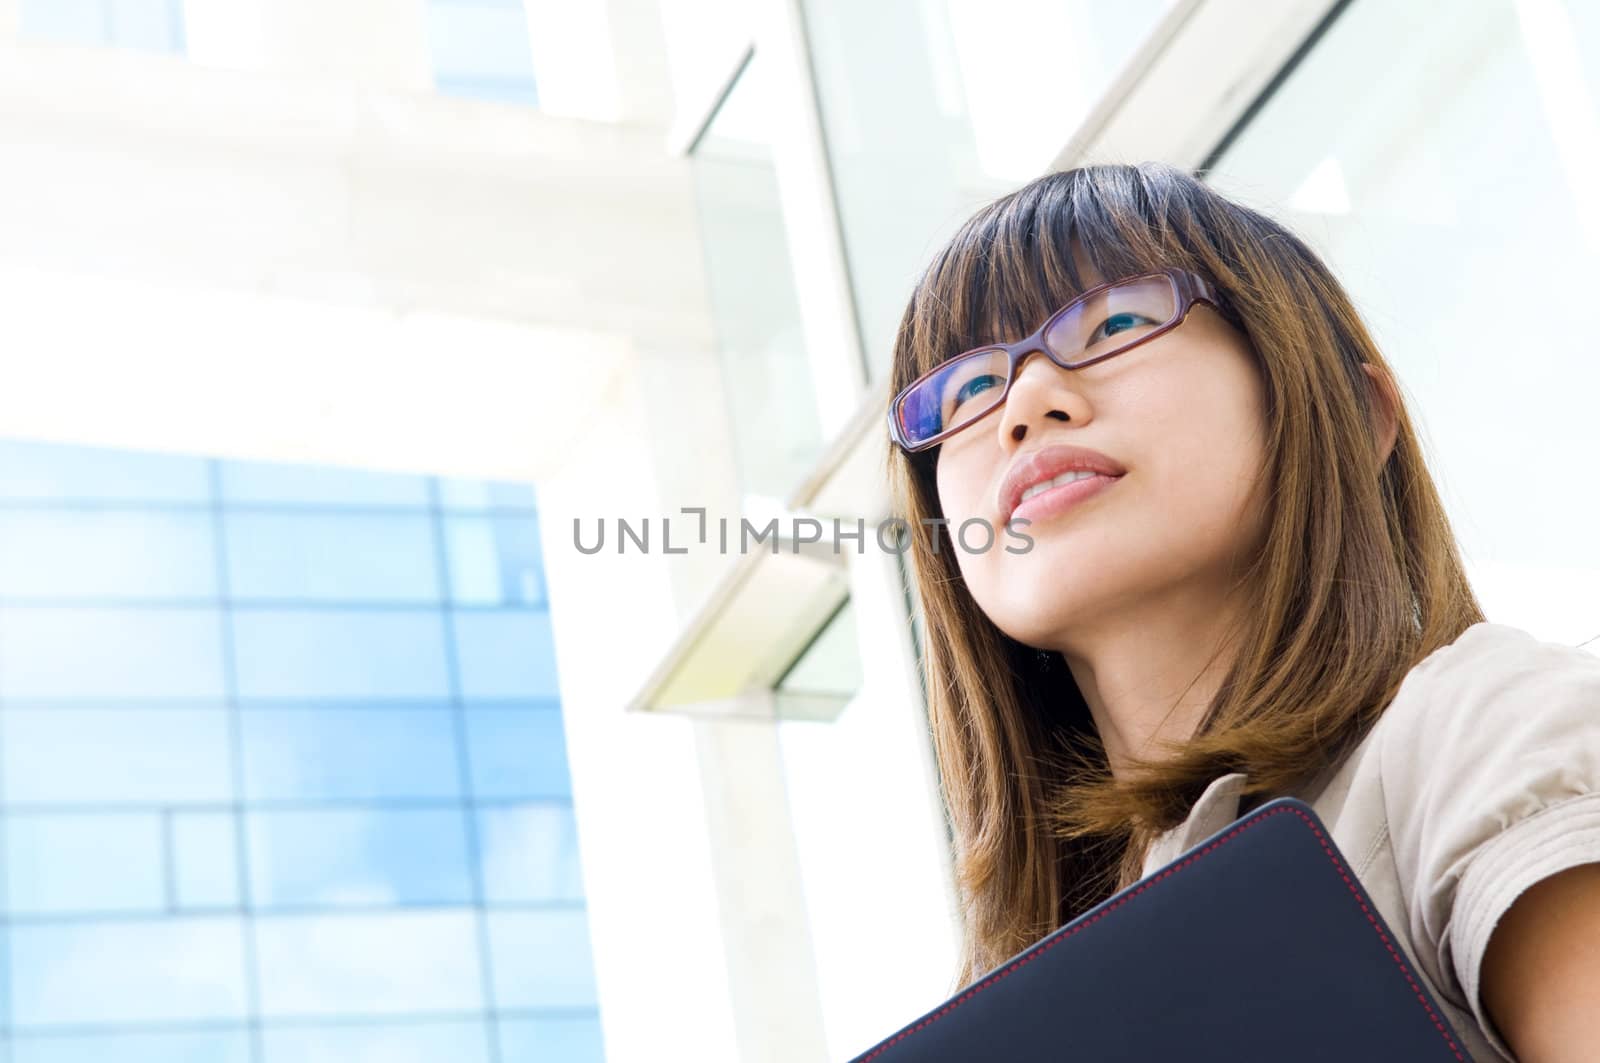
[887,267,1233,453]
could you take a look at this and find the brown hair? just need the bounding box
[884,162,1485,992]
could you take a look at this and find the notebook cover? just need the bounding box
[849,797,1474,1062]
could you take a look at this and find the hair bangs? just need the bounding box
[897,170,1202,392]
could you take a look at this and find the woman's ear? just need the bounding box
[1360,362,1400,469]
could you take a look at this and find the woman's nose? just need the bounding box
[994,351,1089,446]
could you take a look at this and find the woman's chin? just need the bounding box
[988,605,1077,651]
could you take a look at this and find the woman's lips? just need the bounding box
[1008,473,1122,527]
[997,444,1127,521]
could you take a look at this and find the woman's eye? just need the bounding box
[951,374,1002,410]
[1092,312,1154,342]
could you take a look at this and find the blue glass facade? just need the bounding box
[0,439,602,1062]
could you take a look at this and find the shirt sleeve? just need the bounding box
[1378,622,1600,1062]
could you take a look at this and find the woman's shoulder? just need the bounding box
[1367,617,1600,838]
[1408,618,1597,675]
[1311,621,1600,796]
[1375,620,1600,740]
[1365,619,1600,823]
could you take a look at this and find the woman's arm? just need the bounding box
[1481,862,1600,1062]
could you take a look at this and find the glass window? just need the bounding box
[20,0,112,44]
[252,911,484,1017]
[801,0,1175,379]
[774,598,862,720]
[3,708,234,805]
[107,0,185,51]
[464,708,573,799]
[7,918,248,1025]
[425,0,540,106]
[486,908,599,1009]
[247,808,473,908]
[11,1029,251,1063]
[1205,0,1600,640]
[690,55,826,498]
[0,511,216,600]
[172,810,240,909]
[5,812,165,914]
[217,460,430,508]
[29,0,190,53]
[240,708,462,802]
[230,609,450,700]
[445,514,545,606]
[437,478,538,511]
[0,439,209,503]
[451,609,559,700]
[0,606,225,699]
[223,512,440,603]
[261,1021,491,1063]
[477,803,585,903]
[498,1015,606,1063]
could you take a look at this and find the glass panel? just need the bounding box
[7,918,248,1025]
[11,1029,251,1063]
[0,511,216,600]
[451,609,559,699]
[224,512,440,603]
[437,478,538,511]
[3,709,234,805]
[19,0,110,44]
[464,708,573,799]
[217,460,430,507]
[486,909,599,1009]
[425,0,540,106]
[247,808,473,908]
[477,803,585,903]
[445,514,545,606]
[107,0,184,52]
[498,1015,607,1063]
[172,810,240,909]
[240,708,462,802]
[5,812,165,914]
[261,1021,491,1063]
[690,55,824,497]
[801,0,1176,378]
[230,609,450,700]
[0,606,225,699]
[1205,0,1600,640]
[0,439,210,502]
[774,598,862,720]
[252,911,484,1017]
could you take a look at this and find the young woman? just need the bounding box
[884,162,1600,1062]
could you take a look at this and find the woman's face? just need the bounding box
[933,264,1270,653]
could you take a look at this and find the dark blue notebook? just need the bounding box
[850,797,1474,1062]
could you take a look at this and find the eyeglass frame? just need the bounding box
[887,266,1238,454]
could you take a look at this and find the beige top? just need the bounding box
[1137,621,1600,1062]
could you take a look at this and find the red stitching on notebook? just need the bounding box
[857,805,1467,1062]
